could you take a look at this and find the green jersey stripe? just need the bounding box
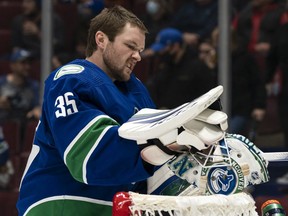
[64,115,118,182]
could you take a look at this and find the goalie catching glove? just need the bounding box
[140,108,228,166]
[147,133,270,196]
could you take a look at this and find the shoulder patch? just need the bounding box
[54,64,85,80]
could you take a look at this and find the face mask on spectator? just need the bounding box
[146,0,160,15]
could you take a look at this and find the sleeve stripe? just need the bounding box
[63,115,116,165]
[82,125,113,184]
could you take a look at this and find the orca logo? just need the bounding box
[205,166,238,195]
[203,160,245,195]
[210,168,235,193]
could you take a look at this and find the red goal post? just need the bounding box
[112,191,258,216]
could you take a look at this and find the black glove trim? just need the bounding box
[146,139,181,156]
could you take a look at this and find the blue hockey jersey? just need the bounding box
[17,59,156,216]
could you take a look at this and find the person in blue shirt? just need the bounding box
[0,49,40,191]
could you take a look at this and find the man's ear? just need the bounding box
[95,31,107,50]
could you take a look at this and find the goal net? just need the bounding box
[112,191,258,216]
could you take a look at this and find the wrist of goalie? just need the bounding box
[140,139,183,166]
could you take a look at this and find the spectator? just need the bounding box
[76,0,105,32]
[266,13,288,149]
[0,128,14,190]
[267,9,288,185]
[0,48,41,190]
[52,52,74,70]
[232,0,251,14]
[74,31,89,59]
[135,0,174,47]
[212,28,267,135]
[198,40,217,71]
[11,0,65,58]
[0,49,41,121]
[170,0,218,47]
[233,0,283,72]
[77,0,104,23]
[73,1,105,61]
[145,28,214,109]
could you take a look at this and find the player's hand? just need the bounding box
[26,106,42,120]
[251,108,265,122]
[182,32,199,46]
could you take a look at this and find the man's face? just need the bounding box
[22,0,37,15]
[199,42,214,61]
[11,60,31,78]
[102,23,145,81]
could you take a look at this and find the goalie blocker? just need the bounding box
[119,85,228,166]
[140,108,228,166]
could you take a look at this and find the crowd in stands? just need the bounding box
[140,0,286,142]
[0,0,288,214]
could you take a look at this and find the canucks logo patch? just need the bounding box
[203,159,245,195]
[54,64,84,80]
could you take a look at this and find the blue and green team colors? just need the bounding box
[17,59,156,216]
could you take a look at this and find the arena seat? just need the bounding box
[1,120,21,155]
[0,60,10,75]
[0,30,12,58]
[0,190,18,216]
[30,60,41,82]
[21,119,38,154]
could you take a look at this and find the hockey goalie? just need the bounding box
[118,85,270,198]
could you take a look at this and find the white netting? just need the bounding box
[128,192,258,216]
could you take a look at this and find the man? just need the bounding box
[17,6,225,216]
[144,28,216,109]
[0,128,13,189]
[11,0,65,57]
[170,0,218,46]
[0,49,40,191]
[0,49,40,121]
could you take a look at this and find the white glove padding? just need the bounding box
[140,109,227,166]
[140,131,186,166]
[177,119,225,150]
[140,145,176,166]
[195,108,228,131]
[177,108,227,150]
